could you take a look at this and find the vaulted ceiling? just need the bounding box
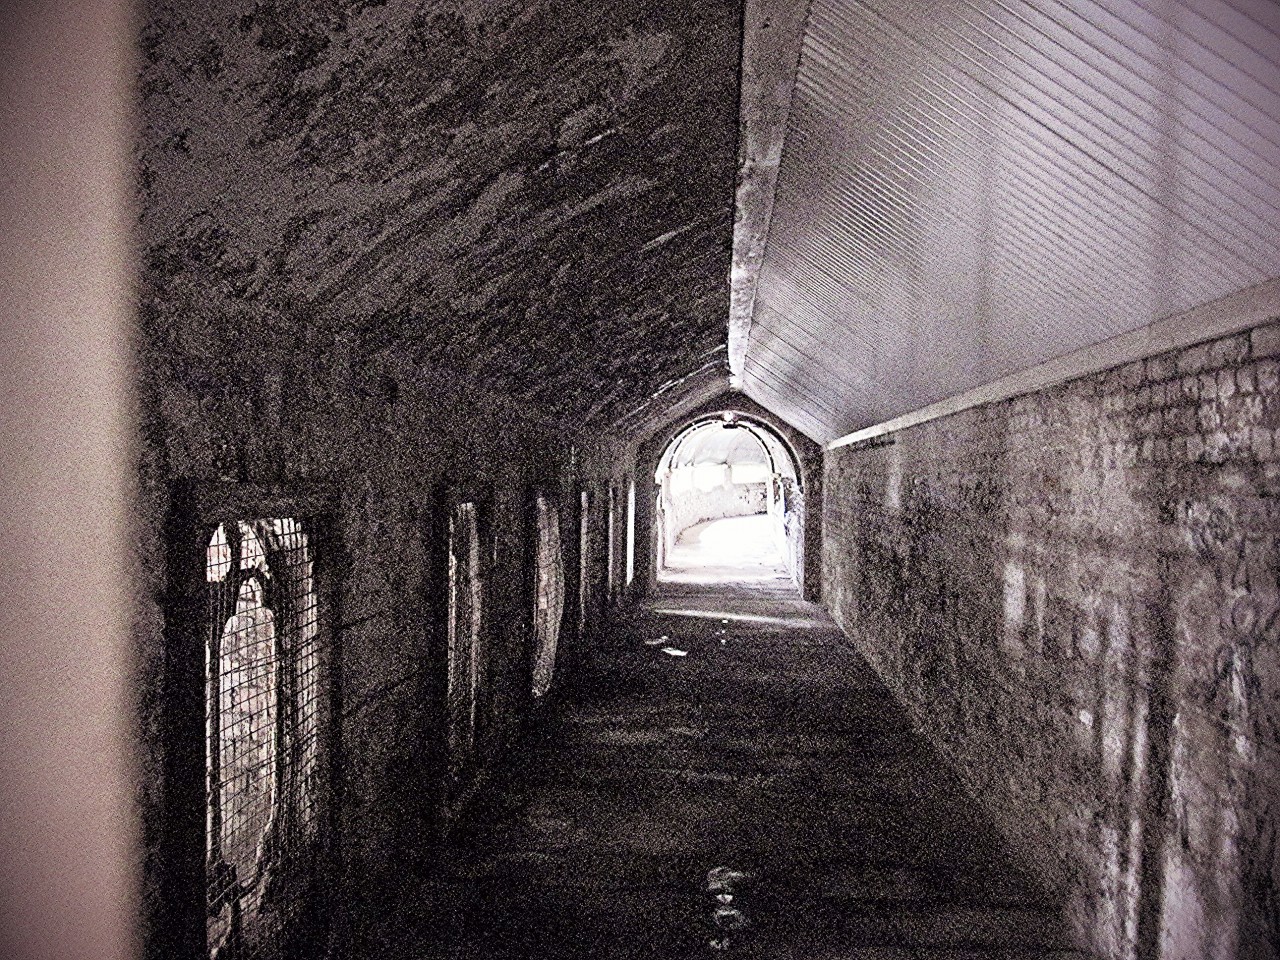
[666,422,770,468]
[139,0,741,428]
[140,0,1280,446]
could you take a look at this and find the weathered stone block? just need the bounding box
[1210,333,1250,369]
[1146,352,1177,383]
[1178,343,1212,375]
[1250,321,1280,361]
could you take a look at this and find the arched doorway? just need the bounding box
[653,413,805,589]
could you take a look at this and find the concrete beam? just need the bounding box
[828,277,1280,451]
[0,1,140,957]
[728,0,811,386]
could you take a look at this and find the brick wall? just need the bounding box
[823,320,1280,959]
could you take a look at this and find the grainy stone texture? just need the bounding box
[134,1,742,954]
[132,354,600,956]
[130,299,641,957]
[138,0,741,428]
[823,320,1280,959]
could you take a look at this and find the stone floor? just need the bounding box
[381,583,1086,959]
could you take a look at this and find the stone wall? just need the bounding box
[132,325,608,956]
[133,1,740,952]
[823,320,1280,959]
[661,474,768,543]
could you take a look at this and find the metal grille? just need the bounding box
[578,490,590,634]
[532,496,564,699]
[447,502,482,765]
[205,518,324,960]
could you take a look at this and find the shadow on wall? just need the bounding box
[822,324,1280,960]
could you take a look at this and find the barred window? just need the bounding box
[204,517,325,960]
[447,502,483,764]
[531,496,564,699]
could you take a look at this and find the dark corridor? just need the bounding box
[4,2,1279,960]
[366,581,1078,959]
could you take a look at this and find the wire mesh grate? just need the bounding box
[205,517,325,960]
[447,503,482,767]
[532,496,564,699]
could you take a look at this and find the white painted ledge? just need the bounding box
[827,278,1280,452]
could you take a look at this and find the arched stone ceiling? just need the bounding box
[140,0,742,428]
[735,0,1280,443]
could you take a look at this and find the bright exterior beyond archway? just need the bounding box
[653,414,804,589]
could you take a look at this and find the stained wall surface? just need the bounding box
[133,339,613,957]
[823,318,1280,958]
[133,1,745,955]
[139,0,741,429]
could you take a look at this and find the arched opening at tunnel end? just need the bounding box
[653,413,804,590]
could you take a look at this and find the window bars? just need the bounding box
[447,502,482,766]
[578,490,590,635]
[204,518,325,960]
[531,496,564,699]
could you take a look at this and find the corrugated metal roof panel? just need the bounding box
[743,0,1280,442]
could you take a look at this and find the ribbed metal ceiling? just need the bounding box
[741,0,1280,443]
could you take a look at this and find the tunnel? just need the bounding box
[3,2,1280,960]
[653,414,804,589]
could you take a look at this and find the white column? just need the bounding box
[0,2,140,957]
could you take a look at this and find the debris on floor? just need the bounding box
[706,867,751,892]
[660,647,689,657]
[705,865,752,948]
[712,906,748,931]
